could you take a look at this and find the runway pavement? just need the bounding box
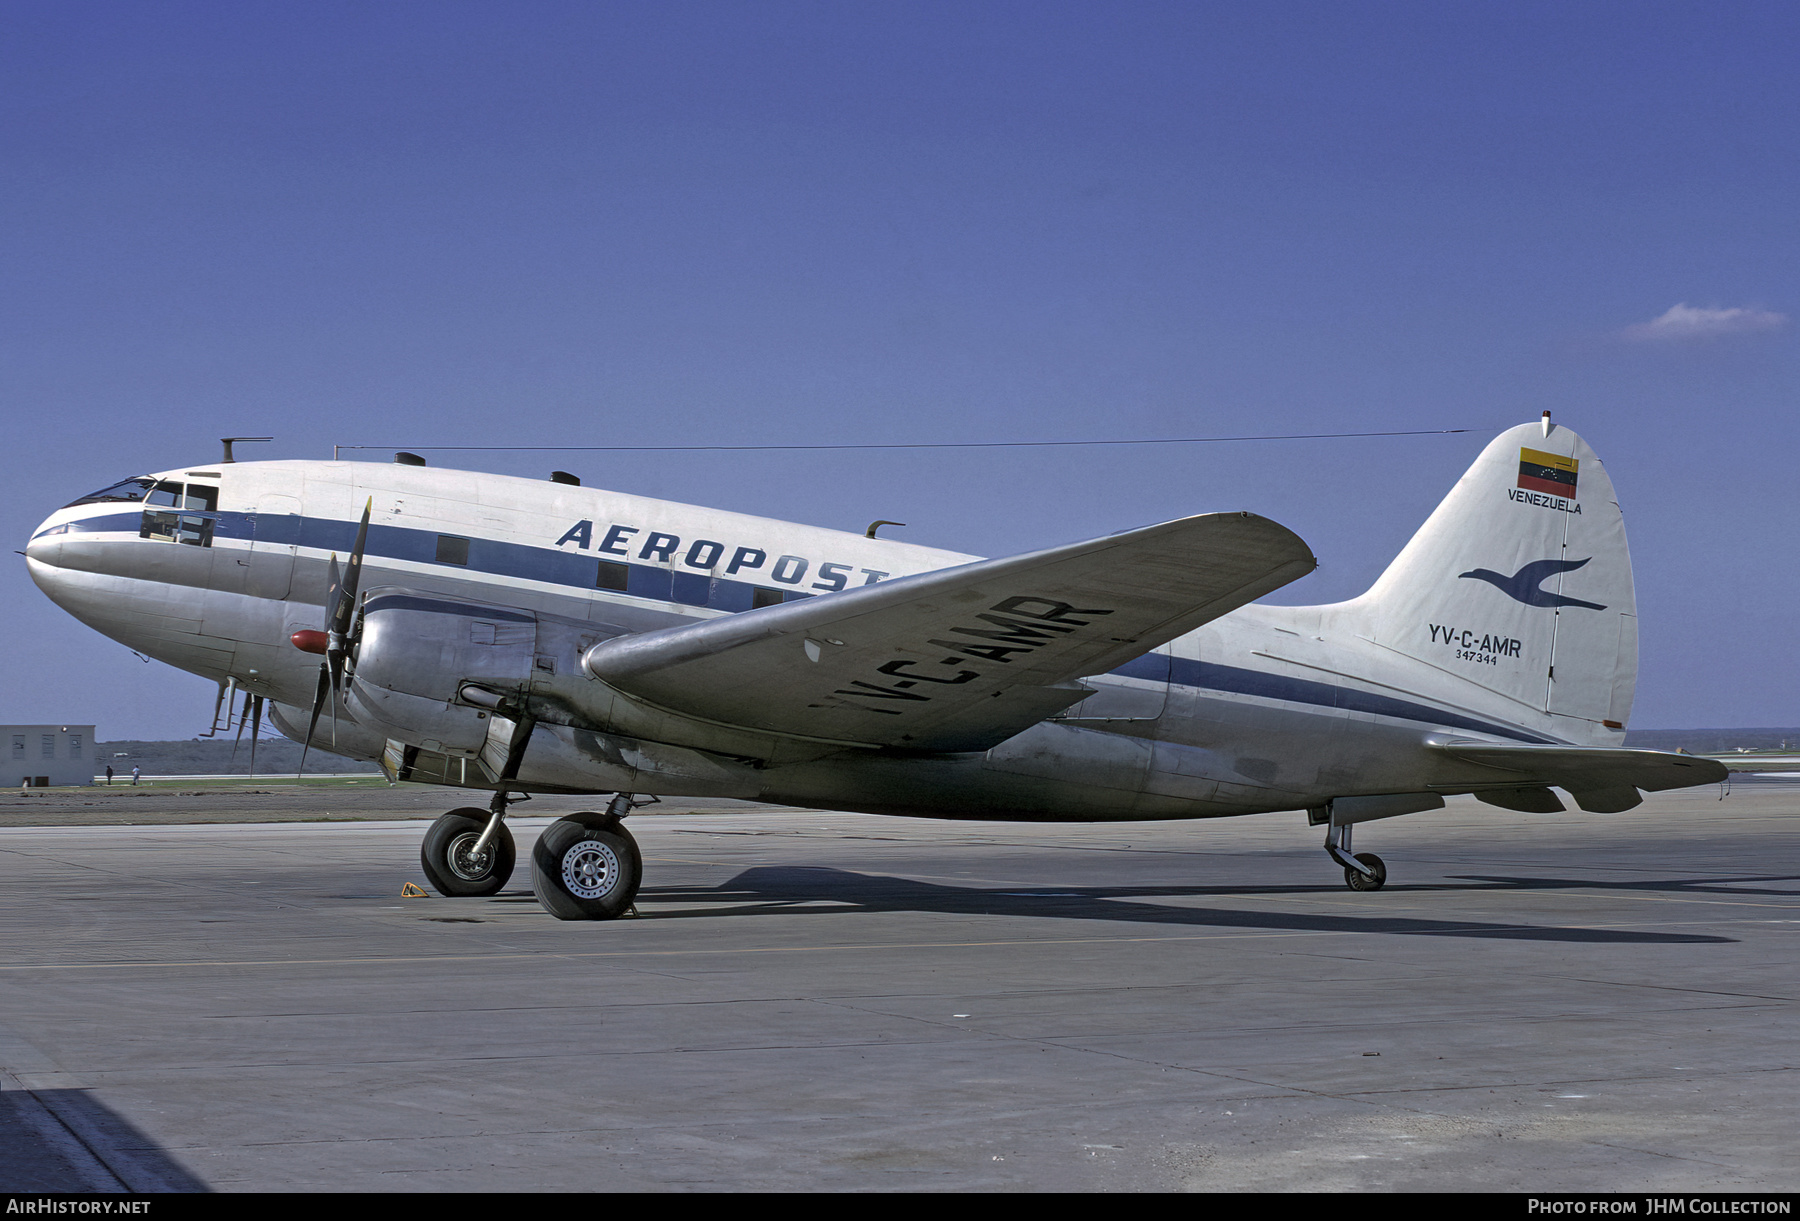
[0,784,1794,1192]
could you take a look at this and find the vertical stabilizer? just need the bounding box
[1343,419,1637,743]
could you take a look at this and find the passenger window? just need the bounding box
[596,561,629,591]
[436,535,470,565]
[751,588,784,609]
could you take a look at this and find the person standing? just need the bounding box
[105,764,113,785]
[131,765,140,786]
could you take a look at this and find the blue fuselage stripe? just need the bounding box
[60,509,814,611]
[1112,653,1551,744]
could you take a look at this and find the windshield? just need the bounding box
[65,477,217,511]
[65,477,157,508]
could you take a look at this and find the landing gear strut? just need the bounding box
[529,795,646,921]
[1323,818,1386,892]
[421,708,535,899]
[420,793,517,897]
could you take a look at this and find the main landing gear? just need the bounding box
[1323,818,1387,892]
[420,794,517,897]
[530,793,646,921]
[419,790,648,919]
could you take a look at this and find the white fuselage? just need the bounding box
[27,458,1581,822]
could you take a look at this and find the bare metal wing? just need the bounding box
[583,512,1315,752]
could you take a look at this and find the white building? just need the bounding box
[6,725,96,787]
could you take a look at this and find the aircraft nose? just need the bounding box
[25,514,67,564]
[25,507,150,644]
[24,514,74,600]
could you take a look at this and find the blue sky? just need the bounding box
[4,1,1796,737]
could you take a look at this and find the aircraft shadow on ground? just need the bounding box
[613,866,1737,943]
[1448,873,1800,897]
[0,1088,209,1193]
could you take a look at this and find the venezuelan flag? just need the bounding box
[1518,447,1578,497]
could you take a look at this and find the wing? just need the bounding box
[1428,740,1728,811]
[583,512,1315,752]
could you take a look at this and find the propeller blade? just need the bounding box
[324,500,374,705]
[330,499,373,640]
[228,687,251,769]
[248,694,263,779]
[298,662,331,778]
[322,553,341,631]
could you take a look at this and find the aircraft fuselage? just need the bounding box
[25,454,1602,824]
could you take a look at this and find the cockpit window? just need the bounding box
[65,477,157,508]
[65,477,219,513]
[140,511,213,548]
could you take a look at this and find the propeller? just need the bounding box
[295,498,373,776]
[296,553,342,766]
[227,686,252,769]
[248,694,263,778]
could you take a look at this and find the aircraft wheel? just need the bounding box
[420,809,516,897]
[531,815,641,921]
[1344,852,1387,892]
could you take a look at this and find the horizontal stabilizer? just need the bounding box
[1704,753,1800,773]
[1429,740,1726,810]
[583,512,1315,752]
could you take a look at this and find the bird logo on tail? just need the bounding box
[1458,558,1608,611]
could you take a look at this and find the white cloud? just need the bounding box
[1621,303,1788,342]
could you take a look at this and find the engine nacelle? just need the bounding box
[344,589,539,754]
[267,700,391,763]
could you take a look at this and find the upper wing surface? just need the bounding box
[582,512,1314,751]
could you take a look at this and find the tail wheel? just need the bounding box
[420,809,516,897]
[1344,852,1387,891]
[531,815,642,920]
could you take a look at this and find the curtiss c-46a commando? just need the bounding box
[26,416,1726,919]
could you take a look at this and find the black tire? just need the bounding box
[420,809,516,897]
[1344,852,1387,891]
[530,815,641,921]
